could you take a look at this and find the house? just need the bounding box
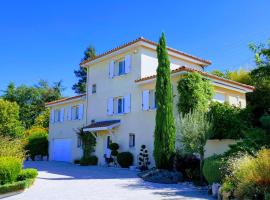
[46,37,254,164]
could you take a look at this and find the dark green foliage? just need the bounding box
[80,155,98,166]
[208,102,250,139]
[138,145,150,171]
[173,152,200,181]
[154,33,176,169]
[74,159,81,164]
[26,129,48,160]
[223,128,270,158]
[0,157,22,185]
[0,99,24,138]
[0,178,35,194]
[17,168,38,181]
[260,114,270,133]
[73,46,96,94]
[203,155,226,184]
[77,129,96,160]
[177,72,214,115]
[109,143,119,156]
[2,81,63,129]
[117,152,133,168]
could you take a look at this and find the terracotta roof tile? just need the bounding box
[135,66,255,90]
[45,93,86,106]
[80,37,211,66]
[84,120,121,129]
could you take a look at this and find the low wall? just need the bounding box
[205,139,238,158]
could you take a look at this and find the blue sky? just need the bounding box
[0,1,269,96]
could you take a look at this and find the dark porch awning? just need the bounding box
[83,120,121,132]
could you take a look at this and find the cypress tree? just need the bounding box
[154,33,176,169]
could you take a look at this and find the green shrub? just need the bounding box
[25,129,48,160]
[73,159,80,164]
[17,168,38,181]
[0,136,26,162]
[109,143,119,156]
[0,178,35,194]
[0,157,22,185]
[80,156,98,166]
[203,155,226,184]
[117,152,133,168]
[208,102,250,139]
[227,149,270,199]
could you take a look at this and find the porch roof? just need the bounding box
[83,120,121,132]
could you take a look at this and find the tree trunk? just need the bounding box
[200,153,204,184]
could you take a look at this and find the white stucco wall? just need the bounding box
[140,48,203,78]
[48,99,86,162]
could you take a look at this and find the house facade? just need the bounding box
[46,37,254,165]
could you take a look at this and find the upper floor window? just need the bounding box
[213,93,226,103]
[107,95,131,115]
[71,105,80,120]
[109,55,131,78]
[92,84,97,94]
[67,104,84,121]
[50,108,64,123]
[142,90,156,111]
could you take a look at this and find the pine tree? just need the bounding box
[154,33,176,169]
[72,46,96,94]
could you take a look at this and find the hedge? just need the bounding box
[0,178,35,194]
[203,155,226,184]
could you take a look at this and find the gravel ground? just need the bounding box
[4,161,213,200]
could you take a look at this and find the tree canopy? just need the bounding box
[177,72,214,115]
[72,45,96,94]
[154,33,176,169]
[0,99,24,137]
[2,80,63,129]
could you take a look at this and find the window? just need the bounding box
[118,60,125,75]
[231,96,241,107]
[149,90,156,109]
[107,136,112,148]
[213,93,226,103]
[54,109,61,122]
[107,95,131,115]
[77,136,82,148]
[117,97,124,114]
[71,105,80,120]
[129,133,135,147]
[109,55,131,78]
[142,90,156,110]
[92,84,96,94]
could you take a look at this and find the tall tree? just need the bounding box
[72,46,96,94]
[177,110,212,183]
[2,80,63,129]
[247,40,270,125]
[153,33,176,169]
[0,99,24,137]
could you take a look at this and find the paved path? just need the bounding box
[5,161,212,200]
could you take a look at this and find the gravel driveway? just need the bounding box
[4,161,212,200]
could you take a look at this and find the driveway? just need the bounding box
[5,161,212,200]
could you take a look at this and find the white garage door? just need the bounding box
[53,139,72,162]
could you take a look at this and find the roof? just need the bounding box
[45,94,86,107]
[80,37,211,66]
[135,66,255,91]
[83,120,121,132]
